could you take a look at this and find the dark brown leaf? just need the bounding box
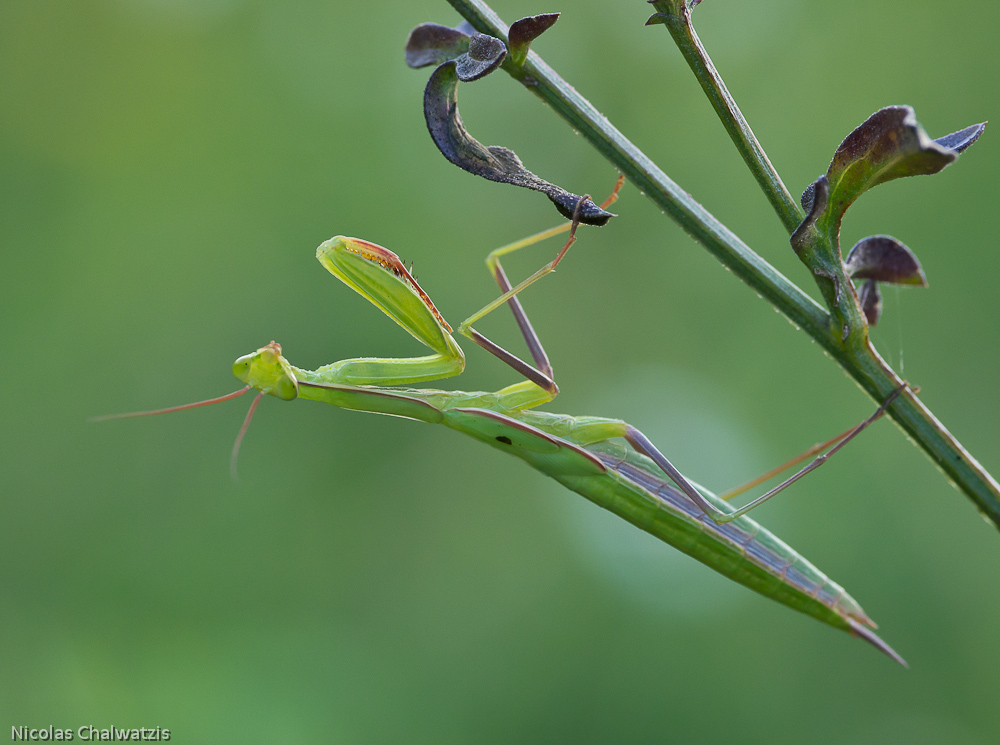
[845,235,927,287]
[857,280,883,326]
[405,23,470,69]
[508,13,559,66]
[935,122,987,154]
[422,61,614,225]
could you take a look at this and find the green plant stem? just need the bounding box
[442,0,1000,530]
[647,1,804,234]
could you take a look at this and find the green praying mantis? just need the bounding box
[101,185,907,666]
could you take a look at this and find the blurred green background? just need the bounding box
[3,0,999,742]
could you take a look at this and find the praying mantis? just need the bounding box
[102,187,906,665]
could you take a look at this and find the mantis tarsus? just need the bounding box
[101,196,907,666]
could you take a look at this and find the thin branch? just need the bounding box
[442,0,1000,529]
[646,1,804,233]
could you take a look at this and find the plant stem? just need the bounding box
[446,1,828,340]
[647,1,804,234]
[442,0,1000,529]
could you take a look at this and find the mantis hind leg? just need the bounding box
[457,175,624,395]
[622,386,907,523]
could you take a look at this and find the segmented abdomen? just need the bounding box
[589,445,873,628]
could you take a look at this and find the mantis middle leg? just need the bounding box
[457,176,624,394]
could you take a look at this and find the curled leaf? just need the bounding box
[646,0,703,23]
[790,176,829,258]
[405,23,470,68]
[455,33,507,81]
[406,25,505,82]
[791,107,981,333]
[508,13,559,66]
[646,0,703,20]
[845,235,927,287]
[799,175,822,214]
[416,29,613,226]
[857,280,883,326]
[935,121,987,153]
[823,106,986,227]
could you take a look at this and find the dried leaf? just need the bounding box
[845,235,927,287]
[935,122,987,153]
[825,106,967,225]
[420,42,614,226]
[790,176,829,258]
[646,0,703,19]
[405,25,505,81]
[857,280,883,326]
[800,176,821,213]
[405,23,470,69]
[508,13,559,66]
[791,106,981,331]
[455,33,506,81]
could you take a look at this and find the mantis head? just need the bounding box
[94,340,301,480]
[96,232,465,476]
[232,341,299,401]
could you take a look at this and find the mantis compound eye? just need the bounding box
[271,373,298,401]
[232,355,252,384]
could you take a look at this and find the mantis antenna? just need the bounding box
[91,385,263,477]
[89,386,251,421]
[231,390,266,480]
